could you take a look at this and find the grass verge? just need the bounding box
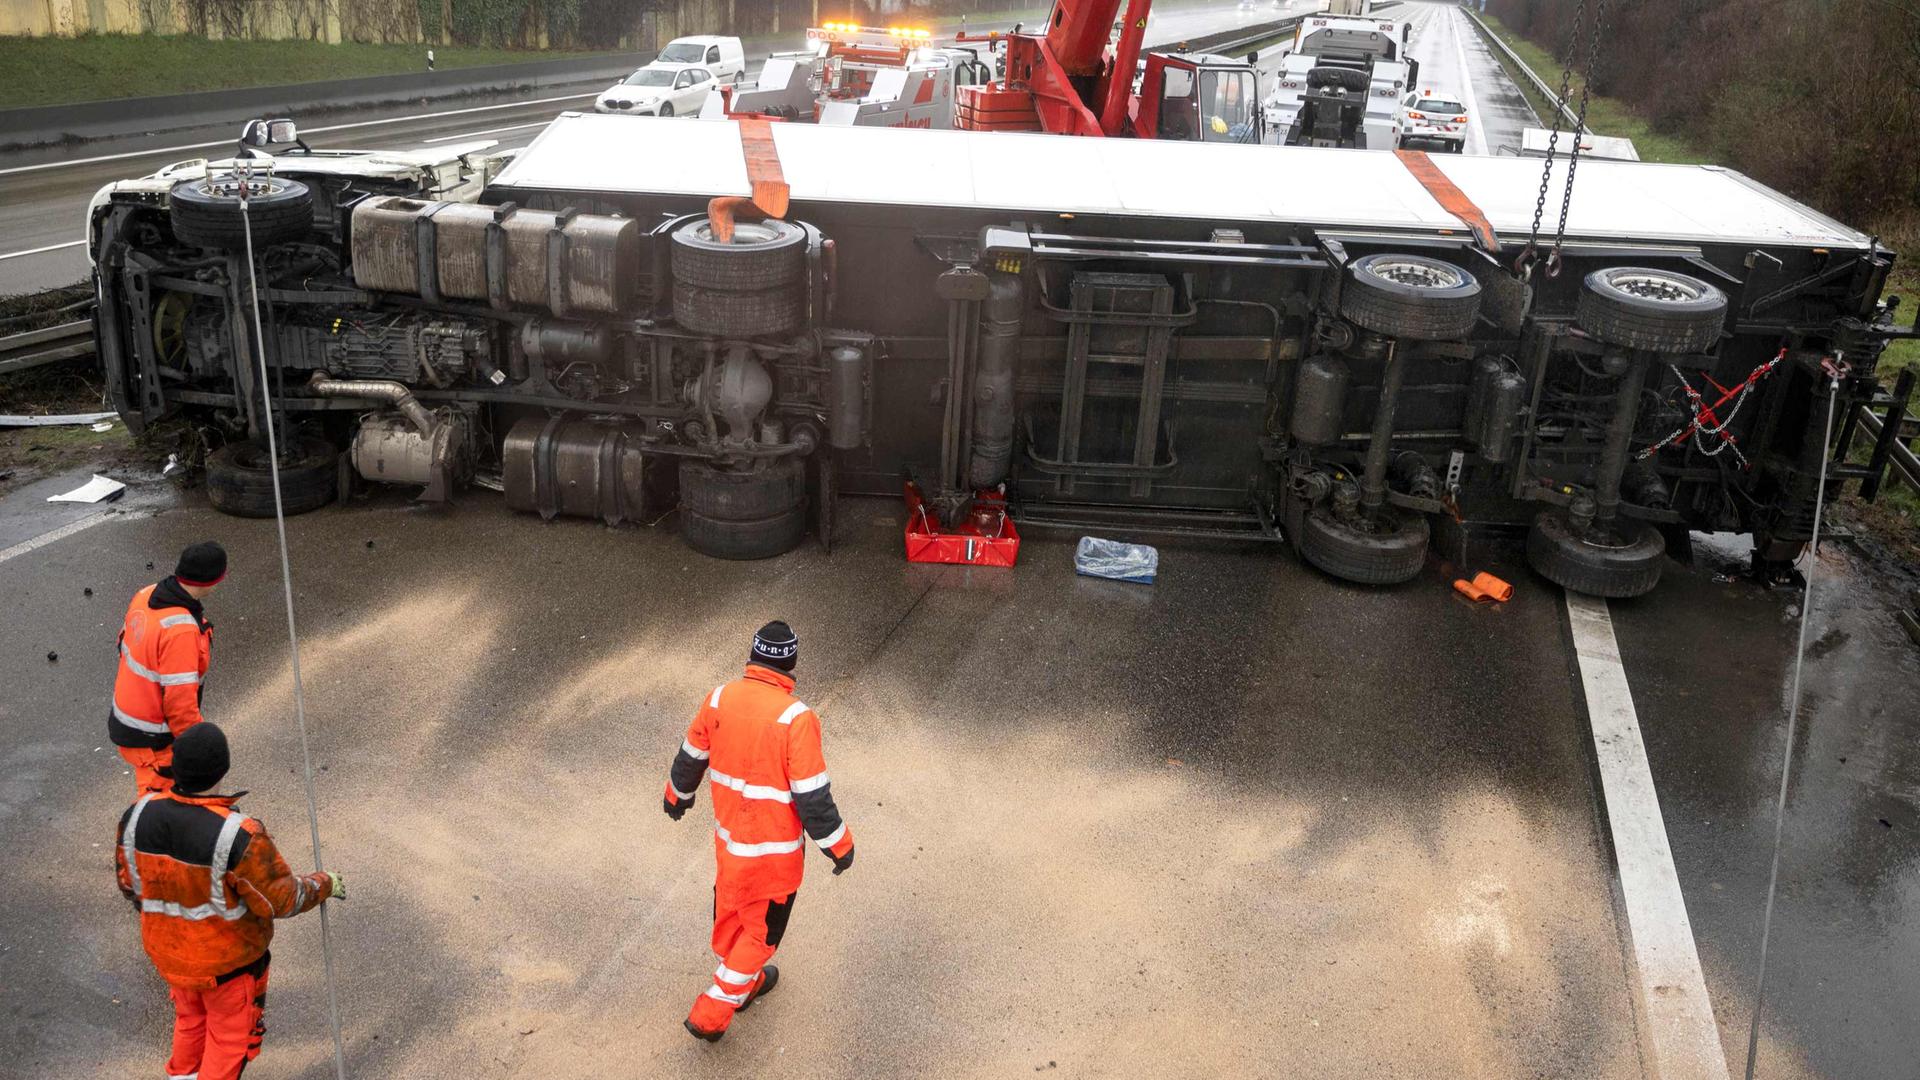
[1472,11,1709,165]
[0,35,619,110]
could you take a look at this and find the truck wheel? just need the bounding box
[678,458,809,559]
[1308,66,1369,93]
[1299,504,1430,585]
[205,435,337,519]
[671,217,808,292]
[169,175,313,250]
[1575,267,1728,354]
[1339,253,1482,340]
[672,280,805,338]
[1525,508,1666,598]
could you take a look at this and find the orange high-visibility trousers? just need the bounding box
[118,745,173,794]
[166,963,268,1080]
[686,891,795,1035]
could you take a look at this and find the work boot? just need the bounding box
[735,965,779,1014]
[684,1018,725,1043]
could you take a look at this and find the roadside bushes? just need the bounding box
[1488,0,1920,251]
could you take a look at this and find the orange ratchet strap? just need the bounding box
[1395,149,1500,253]
[708,118,791,243]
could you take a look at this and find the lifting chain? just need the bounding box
[1516,0,1607,281]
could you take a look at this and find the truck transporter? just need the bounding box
[86,114,1909,597]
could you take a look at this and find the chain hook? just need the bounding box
[1544,248,1565,279]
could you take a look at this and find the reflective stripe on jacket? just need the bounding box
[666,664,853,910]
[109,581,211,751]
[114,790,330,990]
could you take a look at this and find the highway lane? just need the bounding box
[0,0,1514,297]
[0,0,1311,296]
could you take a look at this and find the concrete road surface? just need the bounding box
[1,467,1915,1077]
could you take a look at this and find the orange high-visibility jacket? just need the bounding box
[665,665,854,910]
[114,789,331,990]
[108,581,212,751]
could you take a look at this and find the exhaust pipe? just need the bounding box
[308,372,435,435]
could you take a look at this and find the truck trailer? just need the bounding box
[88,116,1909,596]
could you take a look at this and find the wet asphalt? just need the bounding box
[0,469,1913,1078]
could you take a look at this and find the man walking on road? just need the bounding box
[114,722,343,1080]
[664,620,856,1042]
[109,541,226,793]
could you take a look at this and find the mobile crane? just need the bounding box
[953,0,1261,141]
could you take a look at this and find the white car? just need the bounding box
[596,64,716,117]
[655,34,747,83]
[1397,89,1470,153]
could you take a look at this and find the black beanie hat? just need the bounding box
[750,620,798,673]
[170,722,231,794]
[175,542,228,589]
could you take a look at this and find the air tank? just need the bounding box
[1289,353,1350,446]
[1463,355,1503,444]
[1476,371,1527,463]
[968,273,1025,487]
[824,345,869,451]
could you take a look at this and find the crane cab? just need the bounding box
[1134,52,1262,142]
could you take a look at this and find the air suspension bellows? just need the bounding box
[968,273,1024,487]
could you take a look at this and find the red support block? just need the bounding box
[903,482,1021,567]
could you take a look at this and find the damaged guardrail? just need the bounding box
[0,319,94,376]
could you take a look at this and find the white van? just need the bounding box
[653,35,747,84]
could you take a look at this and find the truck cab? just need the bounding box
[1264,14,1414,149]
[1135,52,1262,141]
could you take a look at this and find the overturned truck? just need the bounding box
[90,116,1909,595]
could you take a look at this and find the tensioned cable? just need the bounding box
[1741,361,1844,1080]
[237,162,351,1080]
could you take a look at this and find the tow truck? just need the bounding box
[703,23,993,129]
[1264,5,1417,149]
[86,113,1911,598]
[952,0,1261,140]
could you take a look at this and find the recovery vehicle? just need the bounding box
[952,0,1261,140]
[703,23,993,129]
[1264,7,1416,149]
[88,114,1911,596]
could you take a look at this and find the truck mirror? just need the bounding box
[267,119,299,145]
[239,119,273,147]
[1246,50,1259,63]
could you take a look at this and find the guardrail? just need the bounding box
[1461,7,1581,131]
[0,319,93,376]
[1161,14,1304,56]
[1850,371,1920,495]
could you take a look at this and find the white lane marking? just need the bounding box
[424,120,552,144]
[0,90,598,178]
[0,511,116,566]
[1444,7,1490,156]
[1565,591,1732,1080]
[0,240,85,262]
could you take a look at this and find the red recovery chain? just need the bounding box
[1636,347,1786,469]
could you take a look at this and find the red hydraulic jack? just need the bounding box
[903,482,1021,567]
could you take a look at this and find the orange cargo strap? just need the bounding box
[1452,571,1514,604]
[1395,149,1500,253]
[708,118,792,243]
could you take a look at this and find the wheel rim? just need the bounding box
[1604,271,1705,304]
[198,175,294,201]
[1366,258,1464,290]
[692,220,788,247]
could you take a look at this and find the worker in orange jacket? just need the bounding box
[115,722,343,1080]
[664,620,855,1042]
[109,541,226,793]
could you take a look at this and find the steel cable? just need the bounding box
[1741,366,1842,1080]
[237,165,351,1080]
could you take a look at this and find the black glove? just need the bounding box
[830,845,854,876]
[664,796,689,821]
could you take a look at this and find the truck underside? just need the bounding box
[91,119,1908,596]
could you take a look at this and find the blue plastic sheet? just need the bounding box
[1074,536,1159,584]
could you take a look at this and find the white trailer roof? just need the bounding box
[492,113,1870,251]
